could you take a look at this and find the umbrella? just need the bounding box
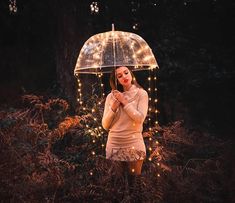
[74,24,158,76]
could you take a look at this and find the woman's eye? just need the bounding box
[117,75,122,78]
[124,72,128,75]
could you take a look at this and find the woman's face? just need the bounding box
[116,66,133,87]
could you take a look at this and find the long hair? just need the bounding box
[109,67,142,92]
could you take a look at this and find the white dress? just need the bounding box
[102,85,148,161]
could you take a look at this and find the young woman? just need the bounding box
[102,66,148,176]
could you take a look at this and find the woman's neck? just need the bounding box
[123,84,132,92]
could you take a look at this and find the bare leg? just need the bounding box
[127,160,144,175]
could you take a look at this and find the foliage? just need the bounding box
[0,95,232,202]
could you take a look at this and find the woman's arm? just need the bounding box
[123,90,148,123]
[102,94,120,131]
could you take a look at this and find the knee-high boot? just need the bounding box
[128,175,144,203]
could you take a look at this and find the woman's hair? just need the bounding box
[109,66,142,92]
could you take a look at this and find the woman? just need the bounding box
[102,66,148,176]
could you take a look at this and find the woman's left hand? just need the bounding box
[112,90,128,106]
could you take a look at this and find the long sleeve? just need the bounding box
[102,94,116,131]
[123,90,148,123]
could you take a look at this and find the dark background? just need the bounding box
[0,0,234,137]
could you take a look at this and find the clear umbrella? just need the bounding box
[74,25,158,76]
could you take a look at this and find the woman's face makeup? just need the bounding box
[116,66,132,87]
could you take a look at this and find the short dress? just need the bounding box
[102,85,148,161]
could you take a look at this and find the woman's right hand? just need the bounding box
[111,99,120,112]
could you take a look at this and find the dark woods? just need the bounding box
[0,0,234,202]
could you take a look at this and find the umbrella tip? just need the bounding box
[112,23,115,31]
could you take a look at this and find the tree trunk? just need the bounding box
[54,0,92,112]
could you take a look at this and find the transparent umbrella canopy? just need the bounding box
[74,25,158,76]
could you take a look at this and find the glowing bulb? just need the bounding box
[149,137,152,141]
[157,174,160,177]
[92,151,95,155]
[148,77,151,81]
[92,140,95,143]
[155,141,159,144]
[131,168,135,173]
[148,157,152,161]
[101,144,105,147]
[157,163,160,166]
[90,171,93,176]
[149,147,152,151]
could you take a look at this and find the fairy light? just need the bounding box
[74,28,160,170]
[157,173,160,177]
[90,2,99,14]
[90,171,93,176]
[131,168,135,173]
[77,78,83,106]
[9,0,17,13]
[132,23,139,30]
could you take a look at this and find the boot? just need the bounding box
[128,175,143,203]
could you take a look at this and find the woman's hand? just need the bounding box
[111,98,120,112]
[112,90,128,106]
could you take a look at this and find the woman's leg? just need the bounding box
[127,160,144,175]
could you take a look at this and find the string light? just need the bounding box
[90,2,99,14]
[9,0,17,13]
[132,23,139,30]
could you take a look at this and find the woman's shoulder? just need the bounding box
[106,92,114,100]
[138,88,148,97]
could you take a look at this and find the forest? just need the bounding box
[0,0,234,202]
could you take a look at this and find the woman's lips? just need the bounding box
[124,79,128,83]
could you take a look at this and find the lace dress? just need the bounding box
[102,85,148,161]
